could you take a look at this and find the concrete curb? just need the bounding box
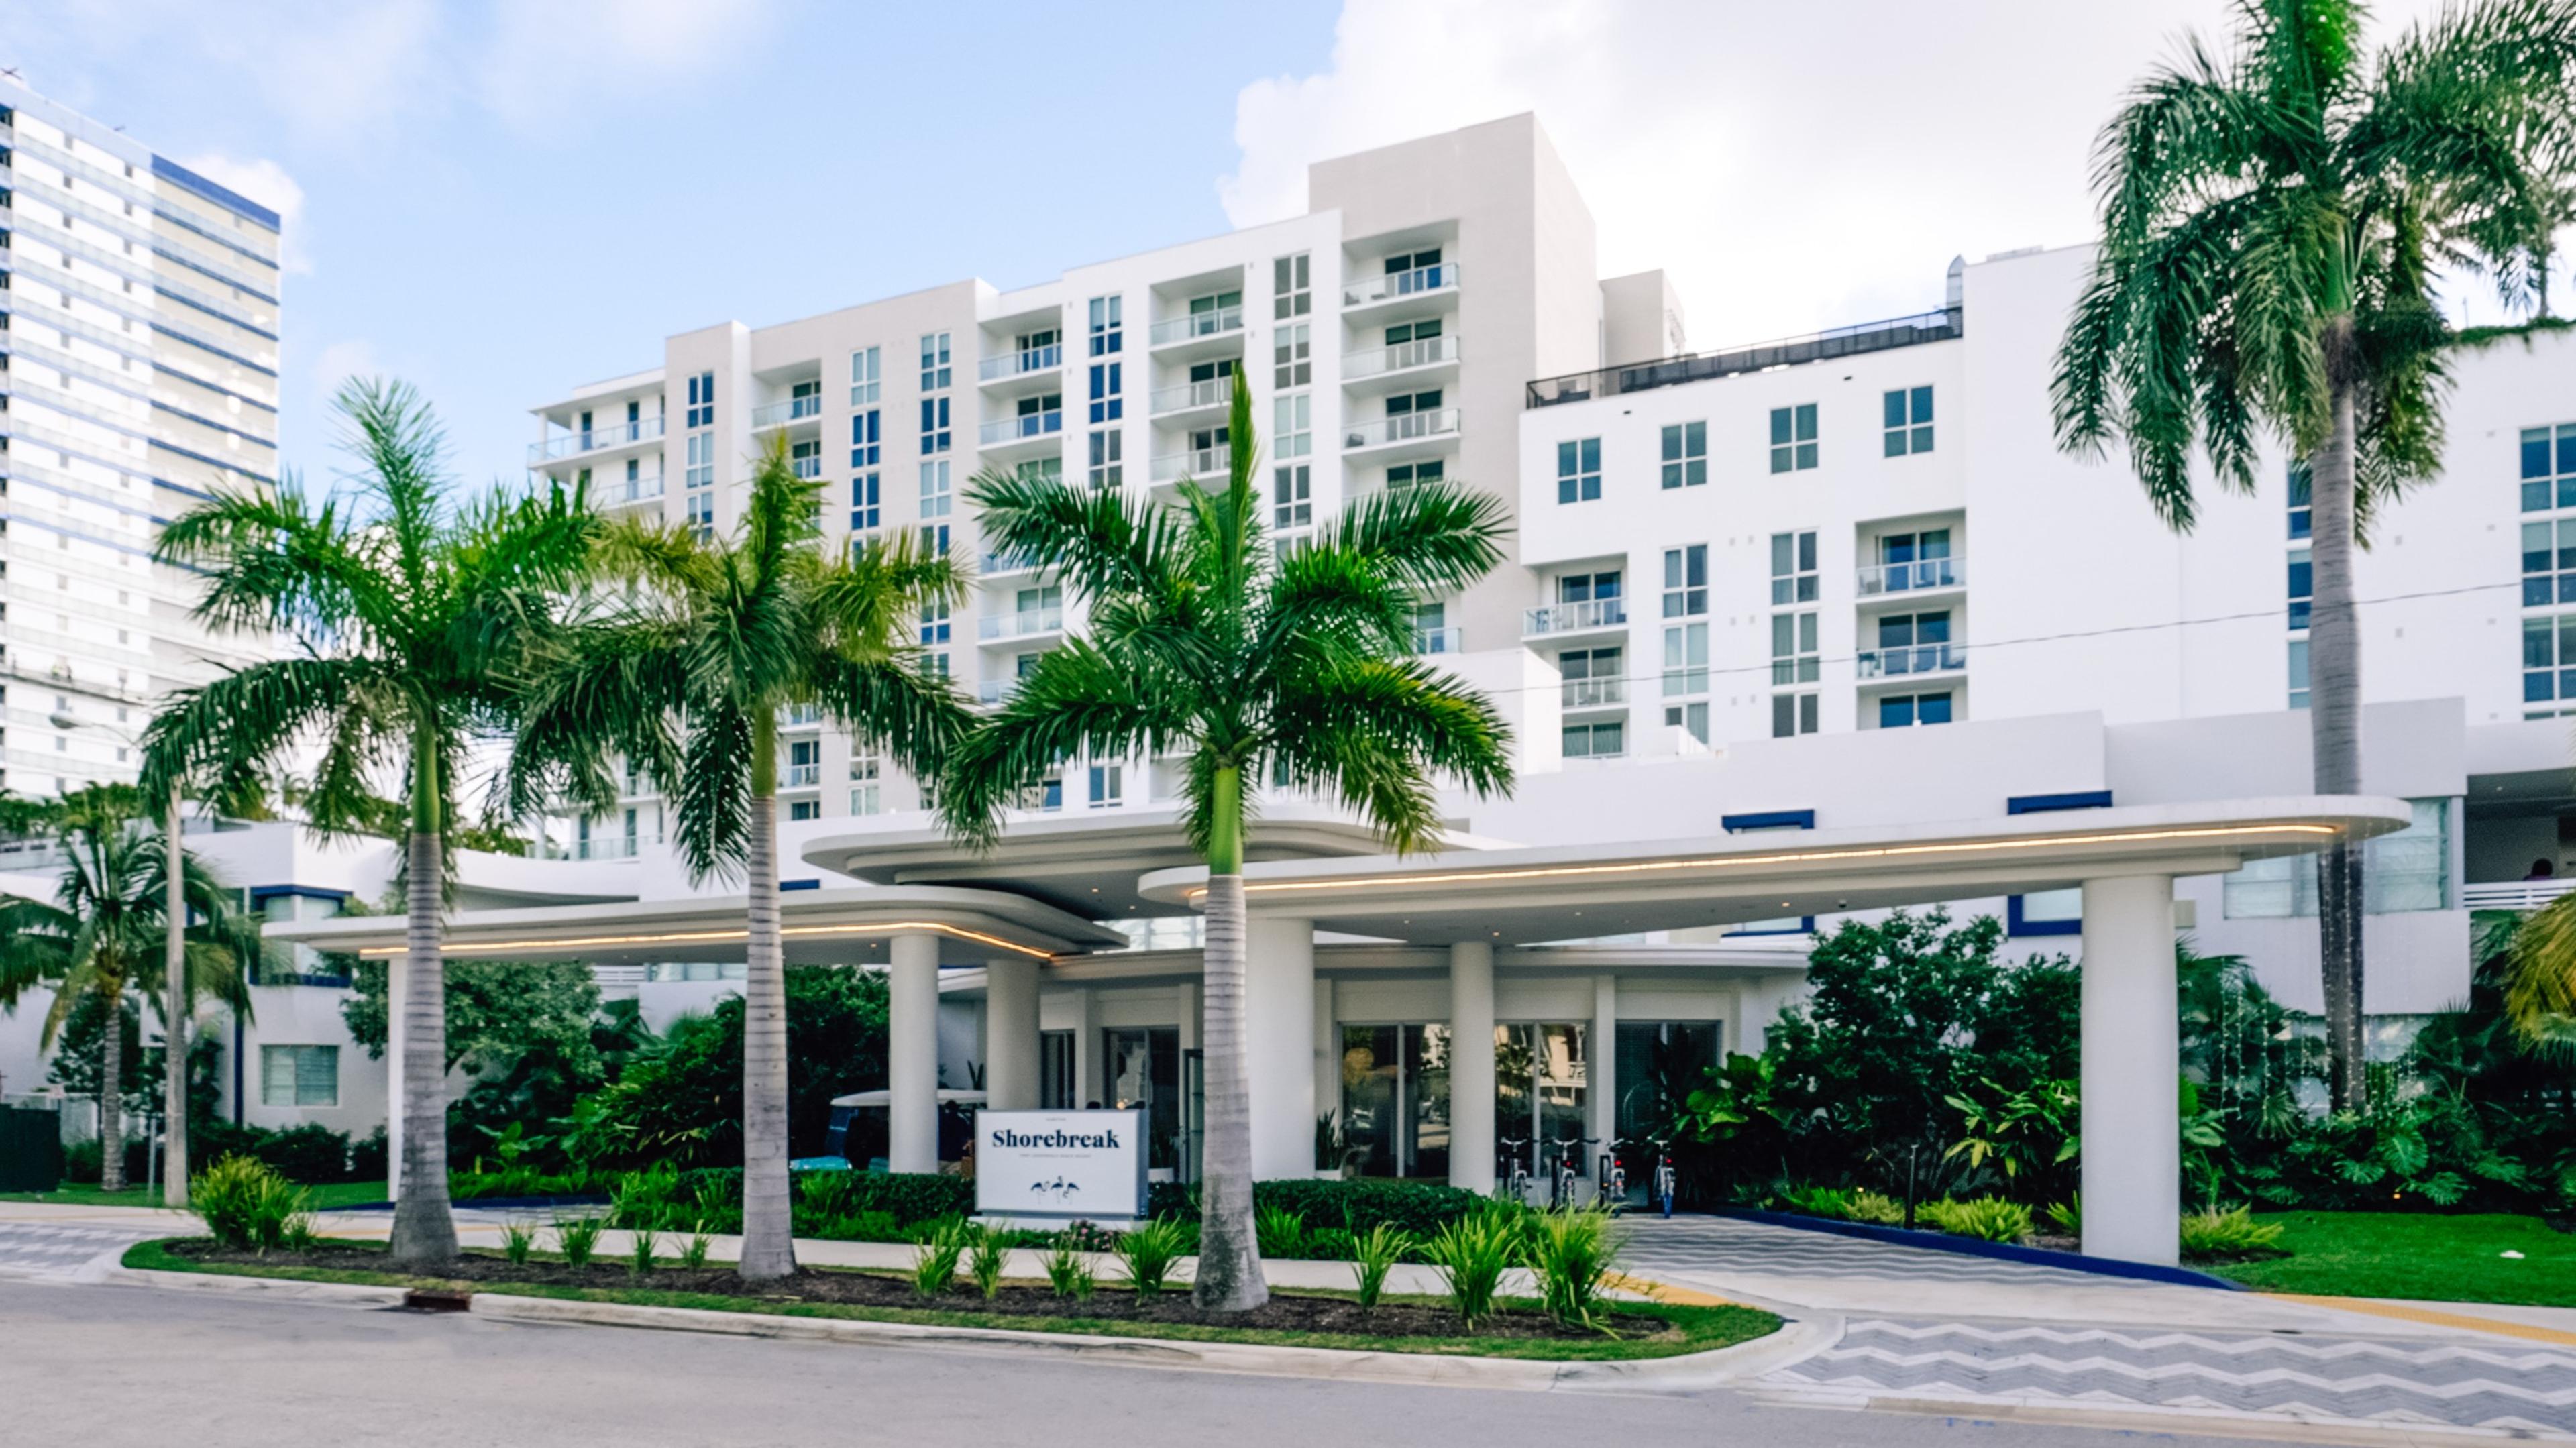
[103,1265,411,1308]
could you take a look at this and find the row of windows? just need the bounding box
[1560,390,1933,504]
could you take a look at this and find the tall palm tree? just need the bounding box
[937,374,1515,1312]
[2053,0,2576,1107]
[0,786,263,1192]
[140,379,598,1262]
[506,437,972,1282]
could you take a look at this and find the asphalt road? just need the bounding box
[0,1278,2288,1448]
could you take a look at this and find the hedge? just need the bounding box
[654,1166,973,1227]
[1146,1177,1490,1236]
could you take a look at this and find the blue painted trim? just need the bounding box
[2008,790,2113,815]
[781,879,822,892]
[248,885,351,905]
[152,436,278,485]
[1723,809,1815,832]
[2007,894,2082,937]
[150,323,278,378]
[1713,1207,2246,1290]
[1725,917,1816,937]
[154,363,280,415]
[151,156,284,232]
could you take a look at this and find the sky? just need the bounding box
[6,0,2507,496]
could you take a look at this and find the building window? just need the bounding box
[1273,464,1311,532]
[790,439,822,479]
[1771,692,1819,738]
[920,394,951,453]
[1088,763,1124,808]
[2223,799,2449,916]
[1662,622,1707,700]
[1087,429,1122,488]
[920,331,951,392]
[786,799,820,822]
[2289,637,2311,710]
[685,430,714,492]
[1557,569,1622,608]
[1014,457,1063,486]
[1089,361,1122,423]
[2288,461,2311,539]
[2288,547,2312,628]
[2521,423,2576,512]
[1089,295,1122,358]
[1563,720,1625,759]
[1273,392,1311,460]
[685,371,715,429]
[1273,253,1310,319]
[1413,600,1454,654]
[1387,460,1444,490]
[1769,403,1818,472]
[260,1045,338,1107]
[849,346,880,406]
[1878,692,1953,728]
[1770,611,1819,685]
[1882,386,1933,456]
[919,597,951,647]
[1561,646,1621,709]
[1770,531,1818,604]
[851,472,881,533]
[686,488,715,537]
[920,460,951,519]
[1660,421,1707,489]
[850,408,880,469]
[1873,610,1953,673]
[849,757,881,816]
[1663,701,1710,744]
[1274,323,1310,390]
[2524,614,2576,708]
[2524,518,2576,606]
[1556,437,1602,504]
[1662,544,1707,618]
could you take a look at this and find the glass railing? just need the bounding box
[1856,556,1964,595]
[790,454,822,479]
[979,411,1063,446]
[566,834,650,861]
[779,703,824,728]
[1413,625,1462,655]
[784,763,822,788]
[1343,408,1459,451]
[1149,306,1244,346]
[1150,378,1232,414]
[528,415,664,463]
[1343,263,1459,308]
[1562,677,1626,708]
[979,678,1022,707]
[1522,598,1627,636]
[978,344,1063,382]
[980,550,1043,575]
[978,607,1065,641]
[753,395,824,428]
[602,473,665,504]
[1151,445,1230,482]
[1855,642,1968,678]
[1344,335,1459,379]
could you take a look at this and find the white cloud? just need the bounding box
[1223,0,2465,347]
[474,0,782,131]
[174,154,312,272]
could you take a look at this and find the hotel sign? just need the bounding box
[974,1109,1148,1221]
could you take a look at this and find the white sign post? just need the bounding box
[974,1109,1148,1225]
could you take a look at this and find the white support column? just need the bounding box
[888,932,941,1174]
[1175,979,1201,1054]
[1448,941,1496,1193]
[1074,988,1104,1107]
[386,954,407,1196]
[983,956,1040,1111]
[1245,917,1316,1180]
[1589,974,1618,1185]
[2080,873,2180,1266]
[1313,975,1338,1148]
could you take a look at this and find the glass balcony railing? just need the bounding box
[1855,642,1968,679]
[784,763,823,789]
[1344,335,1460,380]
[752,395,824,428]
[602,473,665,504]
[979,410,1063,447]
[1522,598,1627,637]
[1150,378,1232,414]
[1343,263,1459,309]
[1856,556,1965,595]
[1343,408,1458,451]
[1149,306,1244,347]
[1151,445,1230,482]
[528,415,663,464]
[979,678,1023,707]
[980,549,1043,576]
[779,702,824,728]
[1562,677,1626,709]
[978,606,1065,641]
[790,453,822,479]
[979,344,1063,382]
[1413,625,1462,655]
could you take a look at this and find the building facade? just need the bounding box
[0,75,286,795]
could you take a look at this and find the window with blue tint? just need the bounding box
[2524,614,2576,706]
[1878,692,1953,728]
[1660,422,1707,488]
[2288,462,2311,539]
[1882,386,1933,456]
[851,471,880,533]
[1770,404,1818,471]
[685,371,716,428]
[2288,549,2312,628]
[2522,519,2576,605]
[1089,295,1122,356]
[2289,636,2310,708]
[920,332,951,391]
[1089,361,1122,423]
[849,409,880,469]
[1557,437,1602,503]
[2524,424,2576,512]
[920,395,950,453]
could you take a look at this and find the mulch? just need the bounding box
[162,1240,1676,1342]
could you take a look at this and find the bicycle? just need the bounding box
[1550,1134,1597,1209]
[1596,1139,1631,1214]
[1498,1137,1534,1205]
[1647,1135,1678,1218]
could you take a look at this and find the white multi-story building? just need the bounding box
[0,75,285,794]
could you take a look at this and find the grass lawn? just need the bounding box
[122,1238,1780,1363]
[0,1180,387,1211]
[2212,1211,2576,1308]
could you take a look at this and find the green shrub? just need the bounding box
[910,1218,973,1298]
[680,1225,714,1270]
[618,1167,967,1235]
[1254,1203,1308,1258]
[627,1228,658,1275]
[1848,1189,1905,1225]
[554,1213,606,1267]
[62,1137,104,1186]
[2179,1205,2286,1259]
[2045,1196,2081,1236]
[1423,1210,1520,1328]
[1777,1184,1856,1219]
[966,1225,1008,1300]
[1918,1196,2033,1243]
[1116,1217,1193,1300]
[1531,1206,1621,1329]
[1351,1223,1409,1310]
[191,1156,313,1253]
[500,1219,537,1264]
[1305,1226,1356,1262]
[1044,1242,1096,1300]
[1146,1178,1489,1241]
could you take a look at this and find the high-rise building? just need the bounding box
[0,75,284,794]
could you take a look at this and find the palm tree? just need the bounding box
[0,786,263,1192]
[2052,0,2576,1107]
[505,437,973,1282]
[140,379,598,1262]
[936,374,1515,1312]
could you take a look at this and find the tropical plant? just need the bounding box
[0,786,264,1192]
[191,1155,314,1253]
[2045,1196,2082,1237]
[626,1227,659,1276]
[506,437,970,1281]
[967,1224,1009,1300]
[554,1213,606,1268]
[2179,1204,2288,1258]
[938,373,1514,1312]
[1917,1196,2035,1244]
[1043,1241,1096,1300]
[1115,1217,1193,1300]
[1254,1203,1309,1260]
[141,379,600,1262]
[1421,1209,1521,1329]
[680,1225,715,1270]
[1944,1077,2081,1200]
[500,1219,538,1265]
[1350,1222,1409,1310]
[2054,0,2576,1105]
[910,1217,974,1298]
[1529,1206,1622,1329]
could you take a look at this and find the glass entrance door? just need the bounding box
[1495,1023,1589,1188]
[1104,1027,1182,1173]
[1336,1025,1452,1178]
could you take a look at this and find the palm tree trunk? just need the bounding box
[2308,378,2369,1111]
[1193,764,1267,1313]
[739,718,796,1281]
[163,786,190,1207]
[390,744,458,1264]
[97,983,125,1193]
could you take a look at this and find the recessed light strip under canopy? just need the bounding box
[356,920,1056,962]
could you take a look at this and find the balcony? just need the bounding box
[790,453,822,479]
[529,415,664,465]
[1151,444,1230,484]
[1855,642,1968,679]
[783,763,823,789]
[980,549,1044,578]
[1414,626,1463,655]
[1562,677,1626,710]
[978,606,1065,643]
[1342,408,1460,459]
[1344,335,1460,393]
[1522,597,1628,640]
[2463,878,2576,911]
[1150,378,1233,420]
[978,677,1022,708]
[1857,556,1966,596]
[752,395,824,429]
[779,702,824,729]
[1148,306,1245,359]
[1342,263,1460,312]
[978,343,1063,386]
[598,472,665,508]
[979,410,1063,454]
